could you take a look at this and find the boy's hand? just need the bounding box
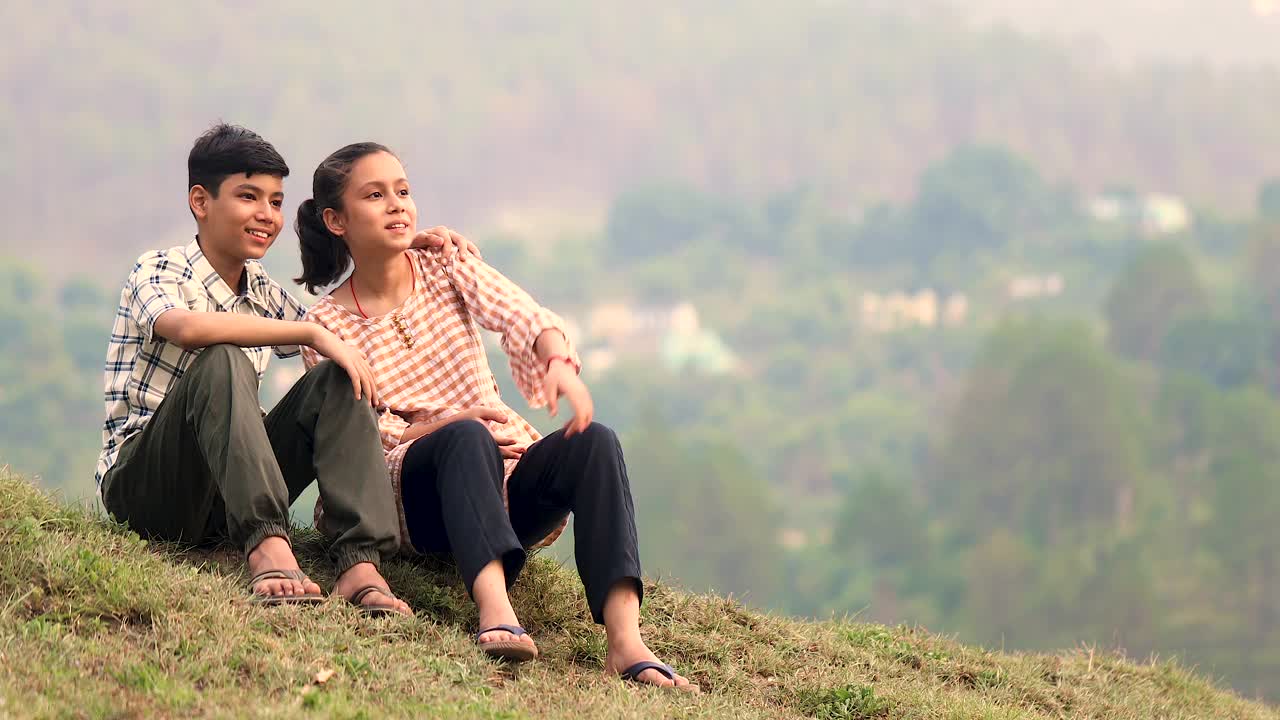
[309,327,379,406]
[542,362,594,438]
[412,225,481,259]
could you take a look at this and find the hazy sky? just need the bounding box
[963,0,1280,65]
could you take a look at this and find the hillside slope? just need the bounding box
[0,468,1274,719]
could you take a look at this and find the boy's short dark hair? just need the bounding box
[187,123,289,196]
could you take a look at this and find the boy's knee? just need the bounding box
[190,343,253,376]
[309,359,347,387]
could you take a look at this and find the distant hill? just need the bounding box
[3,0,1280,275]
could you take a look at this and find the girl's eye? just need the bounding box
[368,191,382,199]
[271,200,283,208]
[399,188,410,196]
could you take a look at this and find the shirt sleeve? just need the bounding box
[268,278,309,359]
[443,252,580,409]
[126,253,184,342]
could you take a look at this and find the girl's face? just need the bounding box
[324,151,417,255]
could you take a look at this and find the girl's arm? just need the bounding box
[443,251,581,409]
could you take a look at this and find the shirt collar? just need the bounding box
[185,236,265,310]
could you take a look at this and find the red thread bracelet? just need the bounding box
[545,354,580,374]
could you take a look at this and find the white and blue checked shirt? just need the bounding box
[95,238,307,493]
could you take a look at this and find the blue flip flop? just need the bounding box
[476,624,539,662]
[620,661,701,693]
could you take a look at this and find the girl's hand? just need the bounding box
[542,361,594,437]
[459,406,525,459]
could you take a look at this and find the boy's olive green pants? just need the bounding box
[102,344,400,573]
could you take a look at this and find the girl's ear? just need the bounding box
[322,207,345,237]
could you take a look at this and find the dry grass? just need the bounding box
[1,468,1275,719]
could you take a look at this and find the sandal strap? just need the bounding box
[249,568,310,587]
[620,661,676,682]
[475,624,528,643]
[350,584,396,606]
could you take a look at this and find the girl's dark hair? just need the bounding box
[294,142,395,294]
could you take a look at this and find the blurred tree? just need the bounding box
[1158,310,1269,389]
[605,182,762,262]
[932,319,1148,547]
[625,412,783,606]
[1104,244,1208,363]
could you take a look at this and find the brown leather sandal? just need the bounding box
[248,568,324,606]
[348,584,412,617]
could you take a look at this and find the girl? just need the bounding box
[295,143,697,692]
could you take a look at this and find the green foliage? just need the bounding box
[606,182,755,261]
[908,145,1066,259]
[0,258,103,495]
[1105,244,1209,362]
[935,319,1147,544]
[799,684,892,719]
[1159,310,1270,389]
[625,412,784,605]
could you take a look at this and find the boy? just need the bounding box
[96,123,475,615]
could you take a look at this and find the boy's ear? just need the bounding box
[322,207,345,237]
[189,185,211,221]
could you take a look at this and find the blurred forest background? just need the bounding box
[3,0,1279,703]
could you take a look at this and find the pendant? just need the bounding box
[391,312,415,348]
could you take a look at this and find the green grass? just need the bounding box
[0,468,1275,719]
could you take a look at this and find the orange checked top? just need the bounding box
[301,248,580,551]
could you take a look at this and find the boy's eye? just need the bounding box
[271,200,283,208]
[240,193,255,201]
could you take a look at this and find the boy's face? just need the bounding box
[190,173,285,261]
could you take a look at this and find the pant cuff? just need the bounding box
[589,574,643,625]
[242,523,292,558]
[332,545,382,577]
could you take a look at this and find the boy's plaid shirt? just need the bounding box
[95,238,307,494]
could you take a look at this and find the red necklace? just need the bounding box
[350,253,416,347]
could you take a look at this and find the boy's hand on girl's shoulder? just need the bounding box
[308,326,379,406]
[412,225,481,259]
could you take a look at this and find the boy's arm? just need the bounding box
[154,308,317,351]
[153,309,380,405]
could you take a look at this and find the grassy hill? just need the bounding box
[0,467,1274,720]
